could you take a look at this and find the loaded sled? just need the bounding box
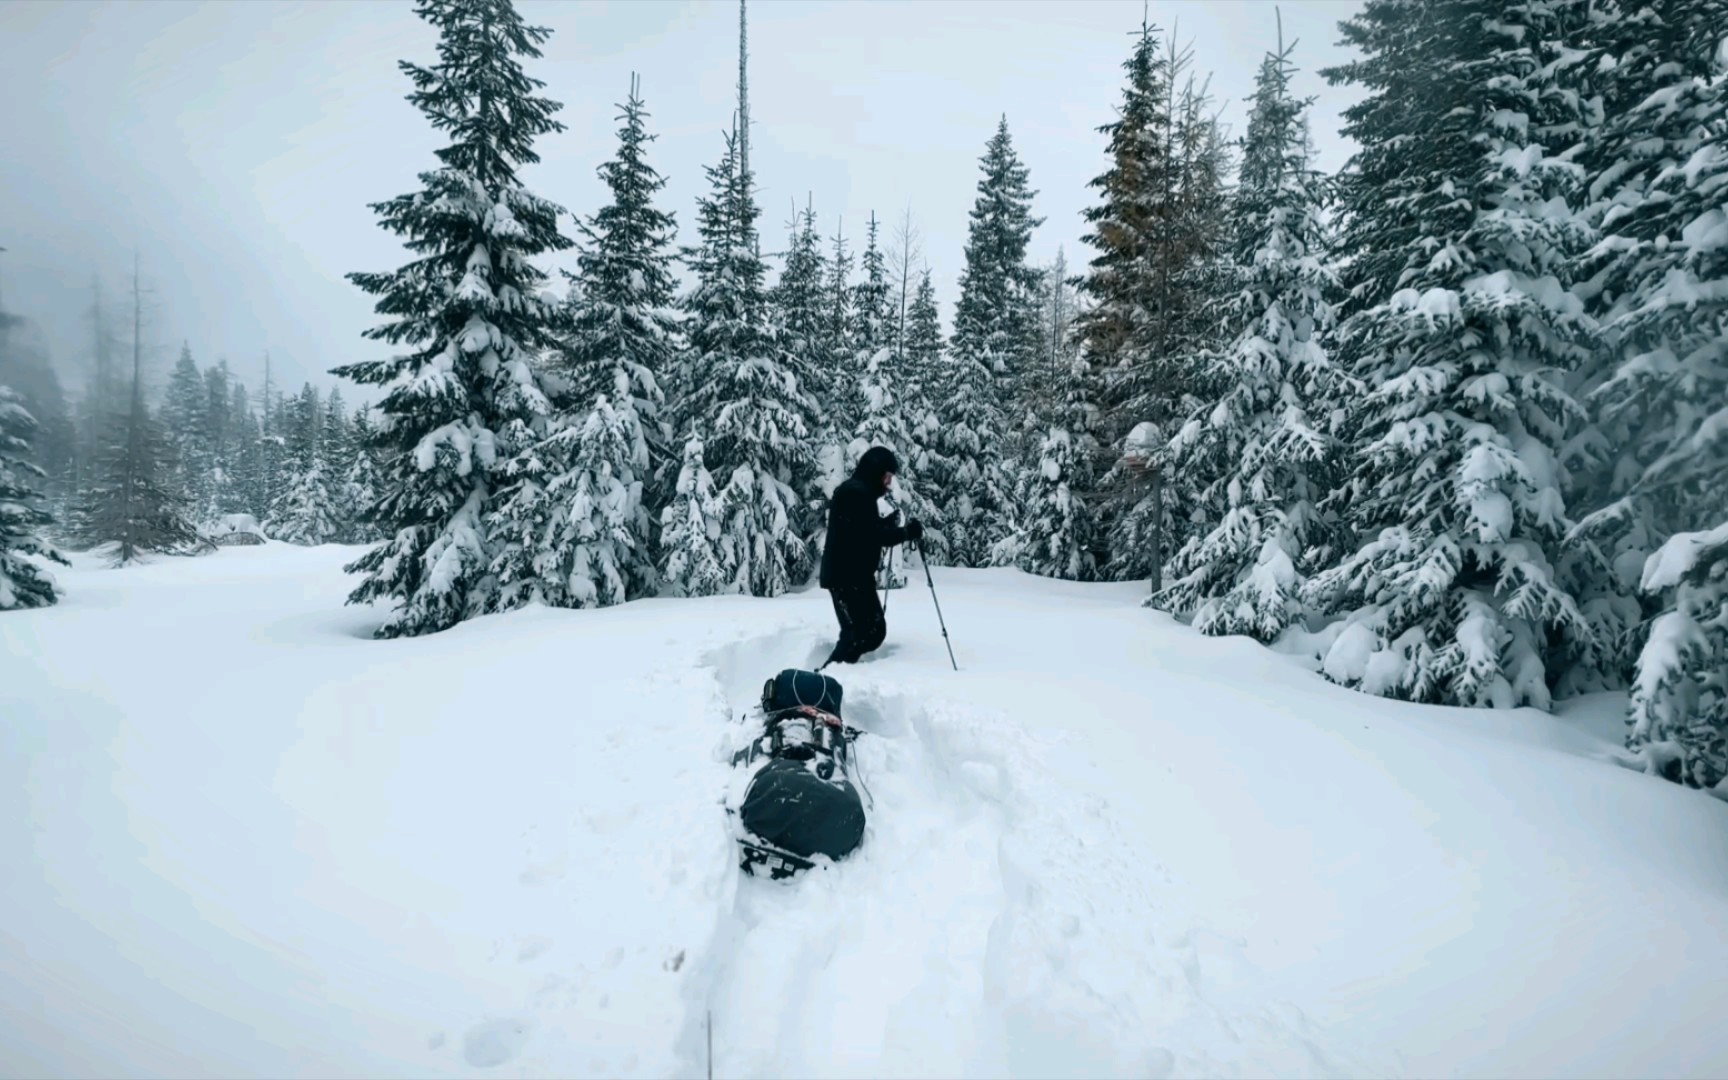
[728,668,867,880]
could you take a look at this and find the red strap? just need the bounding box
[796,704,844,728]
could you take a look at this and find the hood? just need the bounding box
[852,445,900,486]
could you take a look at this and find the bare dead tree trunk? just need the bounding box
[262,350,274,435]
[123,251,145,563]
[1048,248,1068,372]
[890,206,921,359]
[737,0,749,185]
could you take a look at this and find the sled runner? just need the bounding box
[738,838,814,880]
[730,669,867,879]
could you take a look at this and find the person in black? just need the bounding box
[818,445,923,668]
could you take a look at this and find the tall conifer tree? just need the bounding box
[490,74,678,608]
[334,0,572,637]
[0,380,67,608]
[666,3,818,597]
[1573,0,1728,784]
[1158,37,1347,639]
[938,117,1042,566]
[1306,0,1603,708]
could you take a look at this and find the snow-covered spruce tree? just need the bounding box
[821,225,855,399]
[669,128,818,596]
[1009,263,1053,444]
[1071,16,1172,383]
[1631,524,1728,791]
[995,243,1102,580]
[771,201,846,545]
[801,221,857,518]
[491,395,641,608]
[490,75,678,608]
[939,116,1043,566]
[479,426,557,606]
[1109,66,1236,586]
[938,347,1017,569]
[657,434,728,598]
[854,212,891,356]
[0,381,68,609]
[1156,40,1347,639]
[989,256,1081,577]
[1304,0,1602,708]
[775,202,830,387]
[1567,3,1696,570]
[559,397,645,606]
[268,385,343,545]
[894,266,954,566]
[253,356,290,522]
[560,73,678,478]
[333,0,571,638]
[0,306,76,504]
[1574,0,1728,782]
[904,268,943,399]
[73,388,199,564]
[161,342,210,518]
[992,353,1101,580]
[340,407,389,544]
[222,380,264,518]
[1169,71,1236,359]
[318,387,358,533]
[1072,18,1180,584]
[1023,247,1081,421]
[197,361,233,522]
[263,385,305,538]
[268,450,342,545]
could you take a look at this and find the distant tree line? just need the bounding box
[0,270,387,566]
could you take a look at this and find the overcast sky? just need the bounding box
[0,0,1365,402]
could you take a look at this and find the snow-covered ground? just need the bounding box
[3,543,1726,1079]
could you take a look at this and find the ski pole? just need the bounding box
[915,537,958,671]
[879,547,890,614]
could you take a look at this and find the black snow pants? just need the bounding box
[825,584,886,666]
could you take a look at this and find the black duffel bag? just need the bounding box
[762,668,843,719]
[739,754,866,863]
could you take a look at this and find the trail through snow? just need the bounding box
[4,545,1726,1079]
[684,627,1396,1079]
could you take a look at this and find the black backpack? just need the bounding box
[761,668,843,719]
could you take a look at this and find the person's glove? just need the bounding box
[905,518,925,542]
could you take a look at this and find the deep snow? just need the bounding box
[3,543,1726,1079]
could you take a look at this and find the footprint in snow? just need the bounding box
[463,1017,532,1068]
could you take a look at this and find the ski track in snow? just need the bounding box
[680,626,1400,1079]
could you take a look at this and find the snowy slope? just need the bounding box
[3,544,1726,1079]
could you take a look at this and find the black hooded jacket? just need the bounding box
[819,446,910,589]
